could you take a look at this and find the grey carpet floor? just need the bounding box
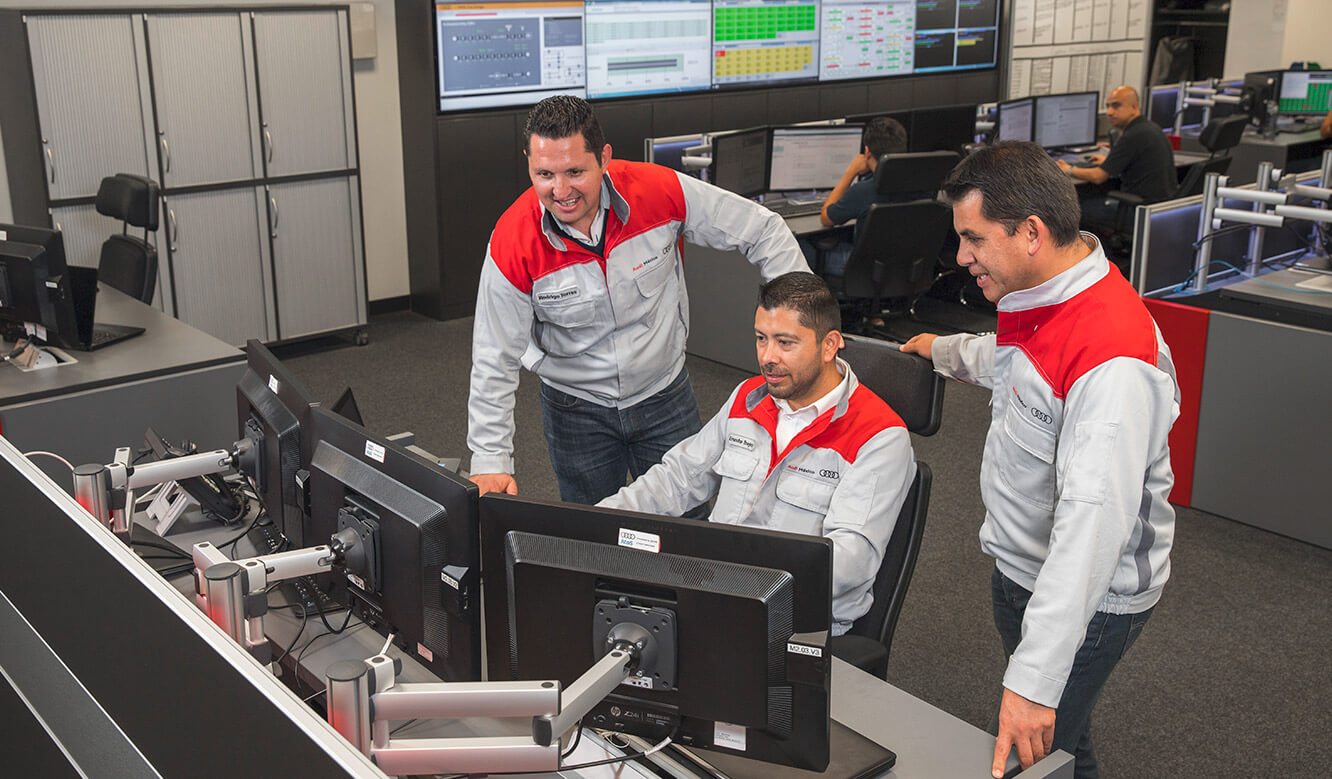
[277,311,1331,778]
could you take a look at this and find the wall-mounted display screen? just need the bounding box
[436,0,999,111]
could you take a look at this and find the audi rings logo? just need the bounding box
[1030,408,1053,425]
[818,469,839,479]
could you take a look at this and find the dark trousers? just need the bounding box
[990,567,1153,779]
[539,367,704,507]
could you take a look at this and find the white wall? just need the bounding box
[1224,0,1332,77]
[0,0,410,302]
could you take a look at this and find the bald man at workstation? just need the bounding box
[1056,86,1176,233]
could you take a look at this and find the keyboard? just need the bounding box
[1071,158,1099,168]
[767,200,823,218]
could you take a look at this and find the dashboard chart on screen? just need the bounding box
[435,0,1000,111]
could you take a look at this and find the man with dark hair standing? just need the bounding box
[803,116,910,277]
[600,271,915,635]
[1057,85,1176,232]
[902,142,1180,778]
[468,96,808,504]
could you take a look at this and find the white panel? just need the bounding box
[146,13,260,188]
[269,177,363,338]
[252,10,354,177]
[163,188,271,346]
[25,15,152,200]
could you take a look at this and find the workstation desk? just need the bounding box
[0,284,244,484]
[0,435,1072,777]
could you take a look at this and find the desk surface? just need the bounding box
[0,284,242,406]
[1219,267,1332,316]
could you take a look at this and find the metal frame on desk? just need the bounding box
[0,284,244,484]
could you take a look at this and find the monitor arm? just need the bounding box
[324,618,662,775]
[191,540,338,664]
[71,437,255,534]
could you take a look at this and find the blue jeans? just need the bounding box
[990,567,1153,779]
[539,367,704,507]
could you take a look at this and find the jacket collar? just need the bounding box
[998,232,1109,313]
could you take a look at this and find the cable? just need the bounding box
[130,539,191,558]
[558,731,675,771]
[560,720,584,759]
[378,632,395,657]
[1175,258,1332,295]
[218,510,265,559]
[273,602,308,666]
[317,603,356,635]
[22,450,73,471]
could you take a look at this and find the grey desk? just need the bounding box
[0,284,244,484]
[1225,129,1327,184]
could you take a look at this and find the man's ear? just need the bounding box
[824,330,845,362]
[1024,215,1046,256]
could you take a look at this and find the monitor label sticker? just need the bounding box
[365,440,386,463]
[787,642,822,657]
[618,528,661,553]
[713,721,747,751]
[621,675,653,689]
[268,374,281,394]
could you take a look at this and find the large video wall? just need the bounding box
[436,0,1000,111]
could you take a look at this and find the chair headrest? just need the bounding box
[840,335,944,436]
[873,151,962,198]
[95,174,160,230]
[1198,115,1248,154]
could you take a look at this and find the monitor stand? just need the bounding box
[663,719,895,779]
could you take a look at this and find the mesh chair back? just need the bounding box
[842,200,952,301]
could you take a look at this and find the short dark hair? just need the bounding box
[941,141,1082,247]
[523,96,606,158]
[862,117,908,160]
[757,272,841,340]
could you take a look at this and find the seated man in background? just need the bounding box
[800,117,909,277]
[599,272,915,636]
[1057,85,1176,235]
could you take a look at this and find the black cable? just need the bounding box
[219,510,265,558]
[130,539,191,558]
[561,720,584,759]
[273,602,308,666]
[317,602,355,635]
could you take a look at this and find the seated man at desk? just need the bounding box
[599,271,915,635]
[1057,85,1175,233]
[800,117,909,277]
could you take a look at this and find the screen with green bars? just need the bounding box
[714,5,817,42]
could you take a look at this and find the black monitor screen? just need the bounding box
[711,126,769,197]
[908,103,977,152]
[306,406,481,682]
[1033,91,1098,149]
[996,97,1034,142]
[0,224,79,349]
[481,494,833,771]
[235,339,318,546]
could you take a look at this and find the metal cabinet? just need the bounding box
[163,187,275,346]
[145,12,263,189]
[267,177,366,338]
[24,14,157,201]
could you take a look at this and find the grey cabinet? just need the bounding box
[1,7,365,346]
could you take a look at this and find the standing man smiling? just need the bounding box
[467,96,808,503]
[902,142,1180,779]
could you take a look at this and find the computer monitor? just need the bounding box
[235,339,319,546]
[0,224,79,348]
[306,406,481,682]
[1242,70,1281,126]
[481,494,833,771]
[1033,91,1099,149]
[1277,70,1332,116]
[768,125,865,192]
[907,103,978,152]
[995,97,1034,142]
[710,126,769,198]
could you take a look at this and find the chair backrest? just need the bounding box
[1175,155,1233,199]
[842,200,952,301]
[840,334,946,435]
[95,174,160,230]
[873,150,961,198]
[1198,114,1248,156]
[99,234,158,304]
[847,462,931,651]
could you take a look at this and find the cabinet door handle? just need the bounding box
[44,143,55,184]
[159,132,171,173]
[263,124,274,164]
[168,206,178,252]
[269,195,279,239]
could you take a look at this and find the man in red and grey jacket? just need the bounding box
[599,272,915,636]
[903,142,1180,779]
[467,96,808,505]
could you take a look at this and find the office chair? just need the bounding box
[830,335,945,679]
[95,173,160,304]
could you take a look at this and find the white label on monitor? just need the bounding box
[365,440,386,463]
[618,528,660,553]
[787,642,823,658]
[713,722,747,751]
[417,644,434,662]
[347,573,367,591]
[267,374,281,394]
[621,675,653,690]
[441,571,459,590]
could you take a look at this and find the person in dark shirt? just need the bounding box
[1058,86,1176,233]
[798,117,909,277]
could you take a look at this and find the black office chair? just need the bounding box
[829,335,945,679]
[94,173,160,304]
